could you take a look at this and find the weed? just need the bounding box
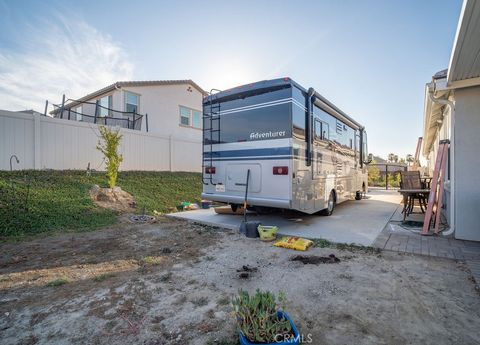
[191,296,209,307]
[312,238,381,254]
[205,255,215,261]
[142,256,162,265]
[313,238,332,248]
[187,279,197,285]
[217,295,230,306]
[46,278,69,287]
[159,272,172,282]
[336,243,381,254]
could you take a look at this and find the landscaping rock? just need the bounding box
[89,186,137,212]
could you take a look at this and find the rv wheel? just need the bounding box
[321,191,336,216]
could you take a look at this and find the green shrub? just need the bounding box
[96,126,123,189]
[232,289,291,343]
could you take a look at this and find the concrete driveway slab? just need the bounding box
[167,189,401,246]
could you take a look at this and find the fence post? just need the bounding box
[127,117,130,129]
[33,113,41,169]
[145,113,149,132]
[68,108,71,120]
[169,135,173,172]
[60,94,65,119]
[385,164,389,190]
[94,100,99,124]
[44,100,48,116]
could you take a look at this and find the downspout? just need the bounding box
[427,81,455,236]
[306,87,315,167]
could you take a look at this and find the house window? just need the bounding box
[98,95,112,117]
[75,106,82,121]
[125,91,139,113]
[192,110,201,128]
[179,106,201,129]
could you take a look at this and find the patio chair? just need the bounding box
[400,171,428,216]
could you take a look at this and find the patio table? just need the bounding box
[398,189,430,221]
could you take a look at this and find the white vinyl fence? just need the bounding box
[0,110,201,172]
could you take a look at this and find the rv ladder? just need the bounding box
[421,140,449,235]
[201,89,222,185]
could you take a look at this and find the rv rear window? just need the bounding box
[203,87,292,144]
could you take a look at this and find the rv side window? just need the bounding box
[292,86,306,139]
[314,119,321,139]
[314,119,329,141]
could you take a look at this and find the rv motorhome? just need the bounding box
[202,78,371,215]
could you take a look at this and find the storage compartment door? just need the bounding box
[226,164,262,193]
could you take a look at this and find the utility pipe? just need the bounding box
[427,81,455,236]
[306,87,315,167]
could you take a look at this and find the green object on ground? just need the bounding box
[257,225,278,241]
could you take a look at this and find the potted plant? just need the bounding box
[232,289,300,345]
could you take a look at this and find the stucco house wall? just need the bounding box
[452,86,480,241]
[118,84,203,140]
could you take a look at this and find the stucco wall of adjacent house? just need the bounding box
[73,83,203,141]
[118,84,203,140]
[453,86,480,241]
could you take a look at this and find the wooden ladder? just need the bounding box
[422,140,449,235]
[413,137,423,170]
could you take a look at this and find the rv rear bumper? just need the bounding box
[201,193,291,209]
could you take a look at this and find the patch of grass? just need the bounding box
[46,278,69,287]
[313,237,381,254]
[313,238,332,248]
[94,273,115,282]
[216,295,230,306]
[142,256,162,265]
[204,255,215,261]
[335,243,381,254]
[0,170,201,240]
[191,296,209,307]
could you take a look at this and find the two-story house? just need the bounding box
[51,80,206,142]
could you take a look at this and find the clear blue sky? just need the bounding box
[0,0,463,159]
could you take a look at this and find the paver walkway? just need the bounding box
[373,204,480,286]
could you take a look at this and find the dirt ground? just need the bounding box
[1,217,479,345]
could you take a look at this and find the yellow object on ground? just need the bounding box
[273,236,313,251]
[257,225,278,241]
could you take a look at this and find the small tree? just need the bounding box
[368,160,380,185]
[96,126,123,189]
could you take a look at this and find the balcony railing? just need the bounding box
[50,96,148,132]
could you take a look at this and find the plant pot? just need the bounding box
[257,225,278,242]
[239,311,300,345]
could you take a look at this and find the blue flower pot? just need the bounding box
[239,311,300,345]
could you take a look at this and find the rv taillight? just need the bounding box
[273,166,288,175]
[205,167,216,174]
